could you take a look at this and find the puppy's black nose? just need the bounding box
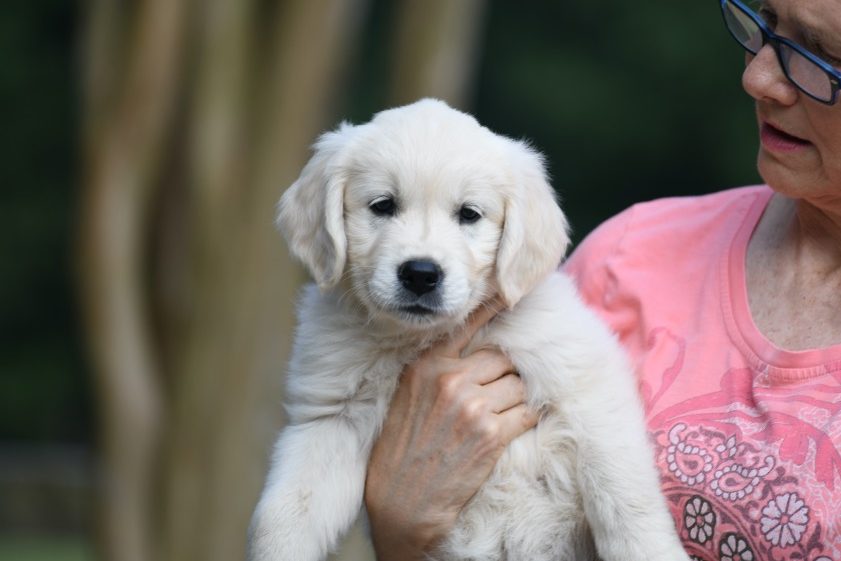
[398,260,442,296]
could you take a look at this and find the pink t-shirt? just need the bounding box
[564,186,841,561]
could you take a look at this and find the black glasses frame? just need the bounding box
[720,0,841,105]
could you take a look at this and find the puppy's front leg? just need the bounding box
[248,417,368,561]
[571,371,690,561]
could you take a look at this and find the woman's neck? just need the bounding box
[792,198,841,273]
[745,193,841,350]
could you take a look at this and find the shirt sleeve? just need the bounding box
[562,205,635,321]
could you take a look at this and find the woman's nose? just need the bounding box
[741,43,798,105]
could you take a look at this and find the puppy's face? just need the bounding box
[278,99,570,332]
[342,150,506,328]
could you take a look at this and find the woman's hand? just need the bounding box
[364,302,538,561]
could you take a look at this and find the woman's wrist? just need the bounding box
[369,528,430,561]
[366,480,448,561]
[367,507,441,561]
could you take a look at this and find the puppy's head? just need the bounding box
[278,99,569,330]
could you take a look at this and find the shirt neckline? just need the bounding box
[721,186,841,380]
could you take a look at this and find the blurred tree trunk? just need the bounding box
[79,0,186,559]
[78,1,485,561]
[390,0,487,109]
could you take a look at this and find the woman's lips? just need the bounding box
[760,122,811,152]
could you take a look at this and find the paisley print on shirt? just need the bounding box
[641,329,841,561]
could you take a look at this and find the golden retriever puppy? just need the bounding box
[248,99,689,561]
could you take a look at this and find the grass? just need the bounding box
[0,535,94,561]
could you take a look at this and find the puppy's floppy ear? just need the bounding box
[496,140,570,308]
[277,123,356,289]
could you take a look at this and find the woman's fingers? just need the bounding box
[496,403,539,441]
[484,373,527,413]
[461,348,516,385]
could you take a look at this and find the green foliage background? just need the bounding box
[1,0,87,444]
[0,0,759,446]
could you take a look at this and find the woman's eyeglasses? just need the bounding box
[720,0,841,105]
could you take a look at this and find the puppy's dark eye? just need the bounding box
[458,205,481,224]
[370,198,397,217]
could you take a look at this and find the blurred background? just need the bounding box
[1,0,761,560]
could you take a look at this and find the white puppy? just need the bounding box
[249,99,689,561]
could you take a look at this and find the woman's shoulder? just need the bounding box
[621,184,768,229]
[603,185,767,242]
[566,185,769,271]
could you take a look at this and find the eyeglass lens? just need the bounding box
[788,51,834,101]
[723,4,762,53]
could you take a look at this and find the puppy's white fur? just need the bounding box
[249,99,689,561]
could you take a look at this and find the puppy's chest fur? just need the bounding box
[284,278,579,433]
[284,285,427,430]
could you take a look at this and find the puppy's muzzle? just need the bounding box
[397,259,443,296]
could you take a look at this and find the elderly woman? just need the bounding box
[364,1,841,559]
